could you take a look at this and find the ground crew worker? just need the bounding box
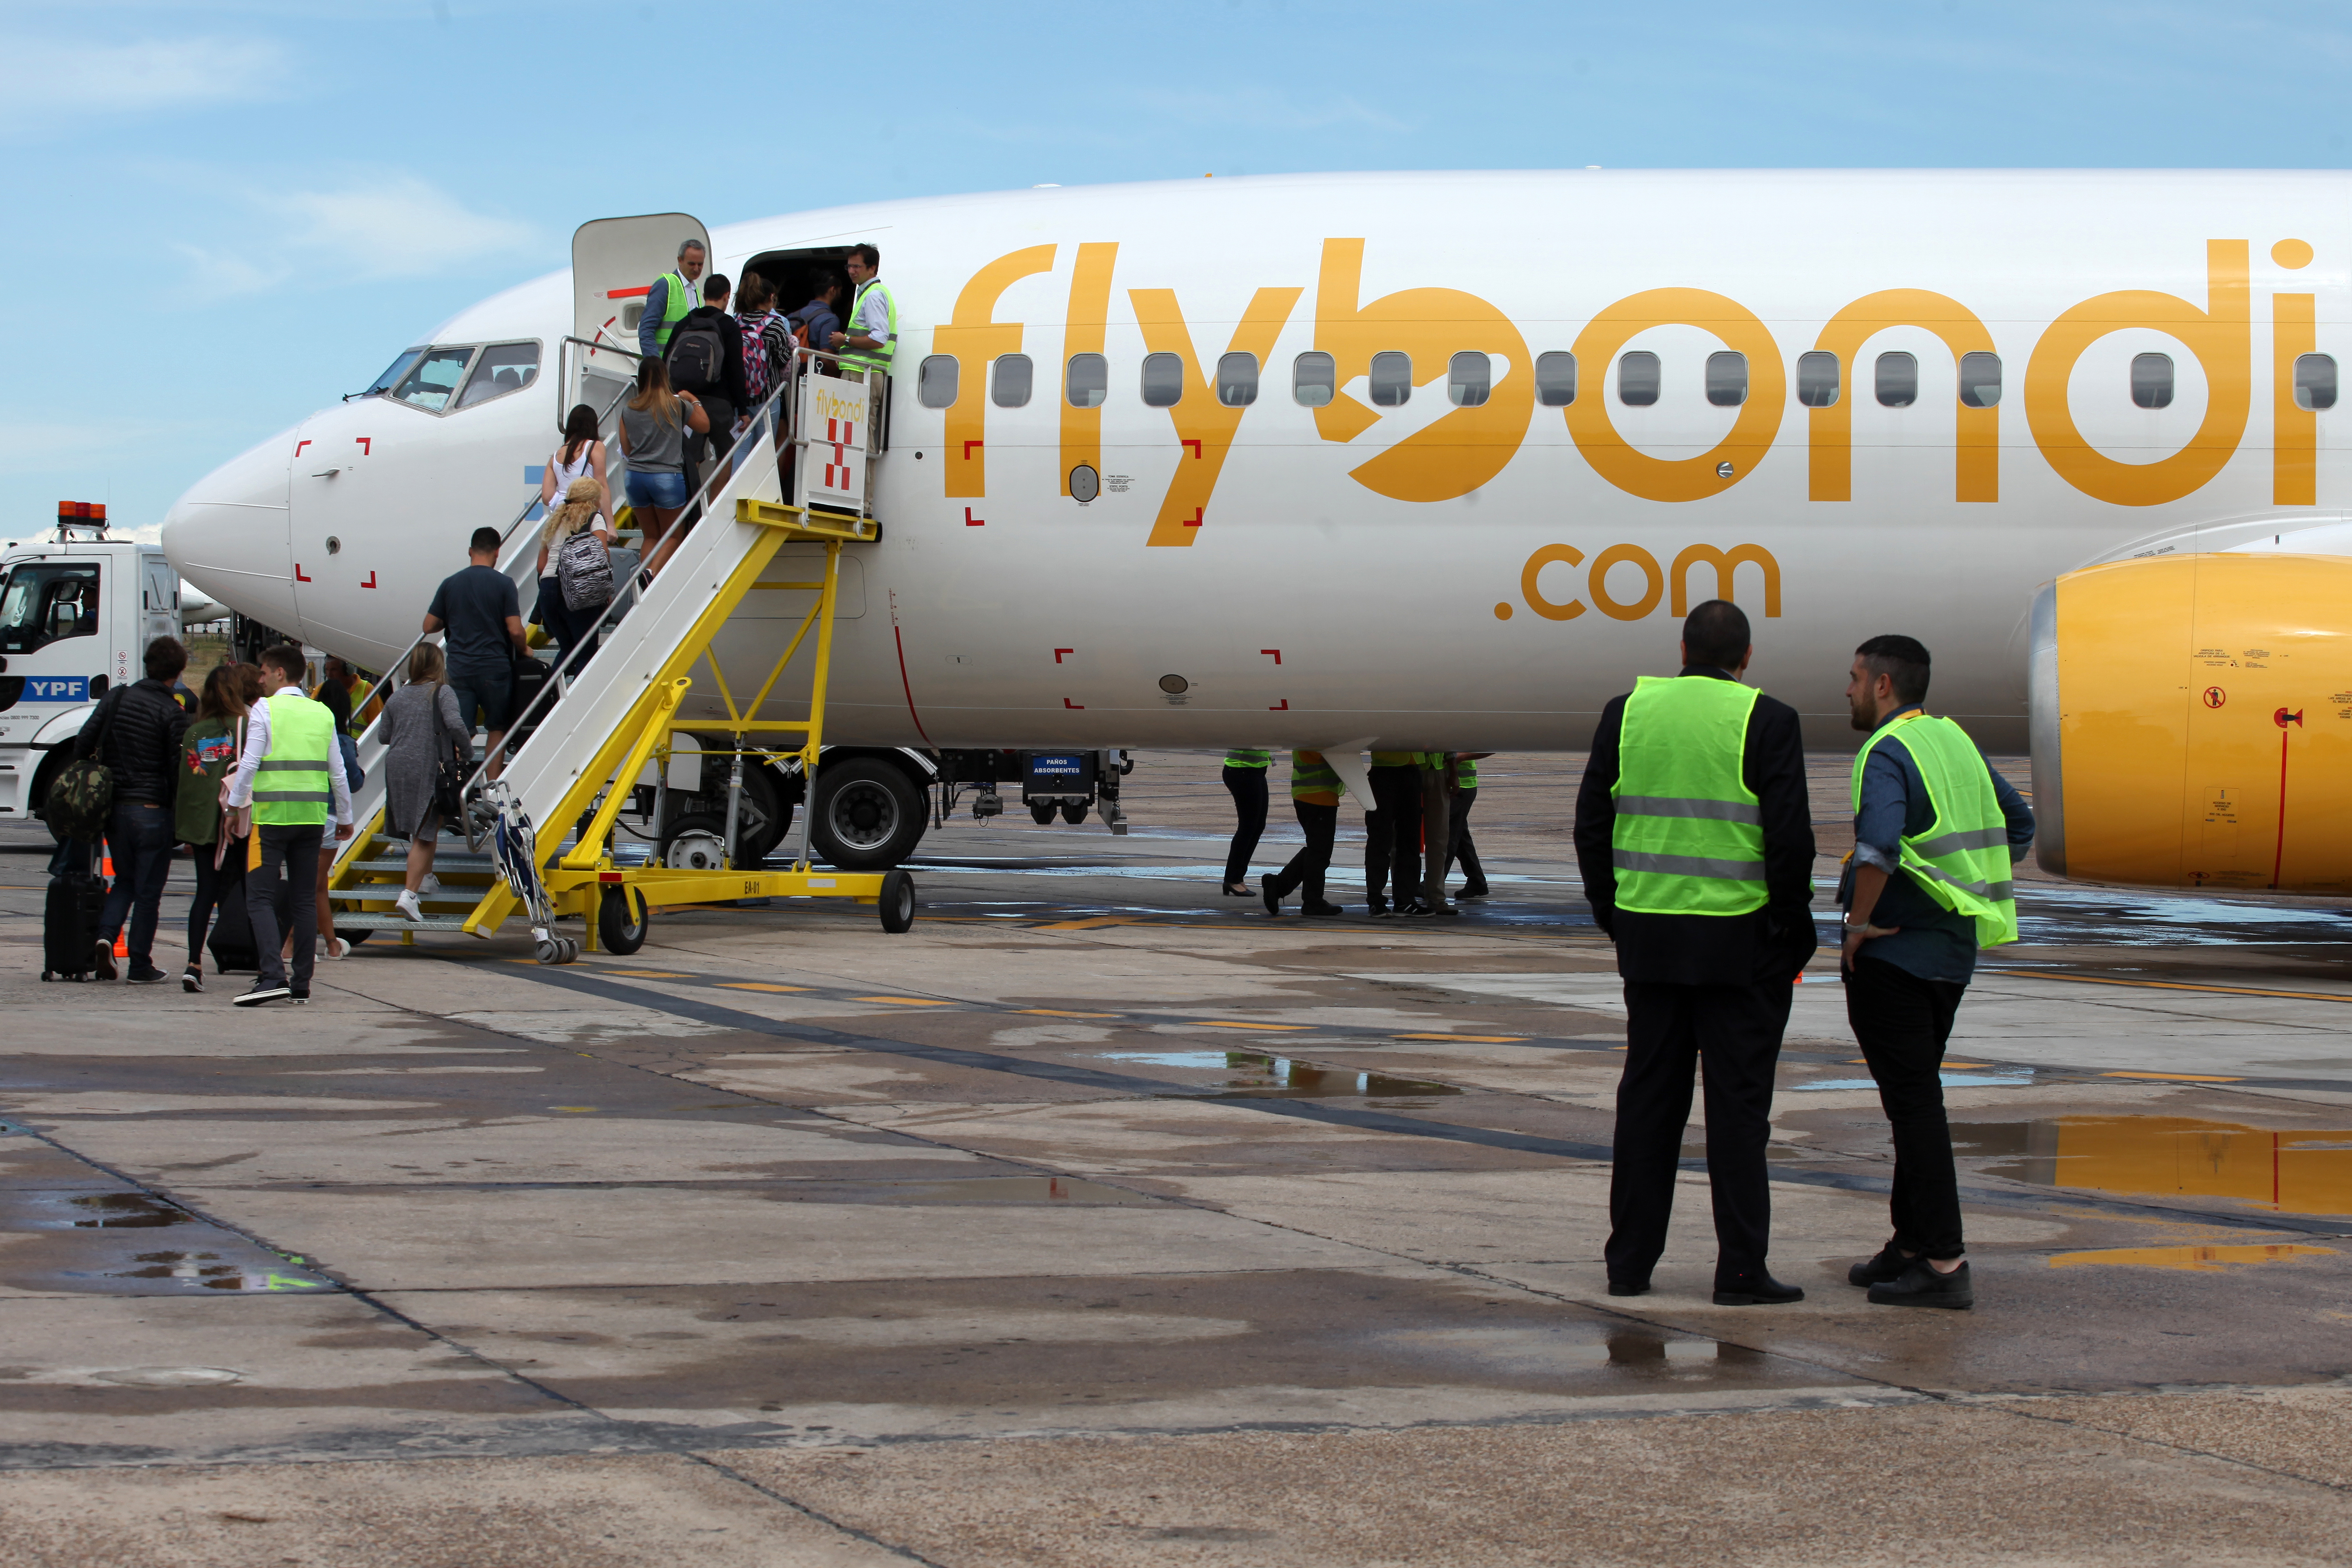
[1261,751,1345,917]
[829,244,896,374]
[1839,634,2033,1311]
[1444,752,1493,899]
[1221,747,1271,896]
[1572,599,1816,1305]
[224,643,353,1007]
[1365,749,1426,917]
[637,239,709,359]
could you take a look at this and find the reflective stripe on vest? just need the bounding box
[839,279,897,371]
[1453,756,1478,788]
[1225,748,1271,769]
[253,692,334,826]
[1289,750,1342,799]
[1852,711,2019,947]
[655,270,698,349]
[1610,675,1767,917]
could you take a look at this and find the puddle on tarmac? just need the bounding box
[59,1249,330,1292]
[1955,1115,2352,1215]
[3,1191,338,1294]
[1097,1050,1462,1102]
[1796,1070,2034,1092]
[2048,1243,2338,1271]
[65,1193,195,1228]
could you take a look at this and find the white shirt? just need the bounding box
[225,685,356,825]
[848,280,892,343]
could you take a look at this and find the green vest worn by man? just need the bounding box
[839,280,898,372]
[654,269,698,351]
[1852,711,2019,947]
[253,691,335,827]
[1611,675,1768,917]
[1224,748,1271,769]
[1289,751,1343,801]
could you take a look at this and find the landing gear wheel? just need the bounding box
[1059,799,1088,825]
[598,886,648,954]
[878,869,917,933]
[1029,801,1057,825]
[660,812,736,871]
[810,759,927,869]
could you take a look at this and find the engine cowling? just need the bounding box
[2030,551,2352,893]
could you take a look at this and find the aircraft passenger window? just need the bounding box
[1875,352,1918,408]
[1535,351,1576,407]
[0,563,101,655]
[1705,351,1748,408]
[1369,351,1412,407]
[455,342,541,410]
[2131,353,2174,409]
[1292,352,1336,407]
[364,348,424,398]
[1448,352,1492,407]
[1141,352,1185,407]
[992,354,1034,408]
[917,354,959,408]
[1065,353,1108,408]
[1958,351,2002,408]
[2296,353,2339,411]
[1617,351,1660,407]
[1217,352,1259,407]
[1797,351,1839,407]
[389,347,477,414]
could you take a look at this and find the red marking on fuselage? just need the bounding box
[1054,649,1073,663]
[294,565,311,583]
[1181,508,1203,527]
[607,285,652,299]
[1260,649,1282,664]
[965,508,985,526]
[1268,699,1289,711]
[354,437,372,455]
[963,439,984,459]
[361,571,377,589]
[1183,439,1202,459]
[294,440,311,458]
[1063,698,1085,709]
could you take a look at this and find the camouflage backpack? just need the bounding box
[44,688,119,840]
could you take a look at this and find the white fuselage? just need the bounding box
[163,170,2352,755]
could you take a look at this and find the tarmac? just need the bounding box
[5,749,2352,1565]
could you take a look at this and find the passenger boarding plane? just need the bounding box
[159,170,2352,893]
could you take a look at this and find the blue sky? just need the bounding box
[6,0,2349,543]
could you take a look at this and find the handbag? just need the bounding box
[431,684,468,823]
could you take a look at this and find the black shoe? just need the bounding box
[1868,1259,1973,1310]
[93,939,117,982]
[125,966,169,985]
[1606,1277,1650,1297]
[1221,883,1256,897]
[1260,875,1282,917]
[181,967,204,995]
[1302,901,1344,918]
[1455,882,1491,900]
[289,990,311,1004]
[1848,1241,1913,1288]
[1367,898,1393,919]
[1712,1271,1805,1306]
[1401,899,1436,918]
[234,981,291,1008]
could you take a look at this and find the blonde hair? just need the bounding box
[542,476,603,547]
[627,357,679,428]
[406,642,446,687]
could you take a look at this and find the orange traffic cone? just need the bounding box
[113,932,127,959]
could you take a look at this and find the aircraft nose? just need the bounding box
[162,424,299,633]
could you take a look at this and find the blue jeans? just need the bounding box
[446,659,513,738]
[100,800,175,971]
[625,469,688,510]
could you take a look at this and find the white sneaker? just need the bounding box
[418,873,442,897]
[395,889,425,923]
[325,936,351,960]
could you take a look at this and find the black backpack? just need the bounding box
[668,318,727,393]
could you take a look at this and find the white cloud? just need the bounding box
[264,174,536,281]
[0,35,287,125]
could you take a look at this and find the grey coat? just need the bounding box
[381,681,467,838]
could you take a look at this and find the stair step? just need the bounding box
[338,913,484,934]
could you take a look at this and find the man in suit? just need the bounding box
[1573,599,1817,1304]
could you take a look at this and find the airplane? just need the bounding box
[157,170,2352,894]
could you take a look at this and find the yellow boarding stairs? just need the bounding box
[325,353,906,955]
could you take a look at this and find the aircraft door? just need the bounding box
[570,214,709,428]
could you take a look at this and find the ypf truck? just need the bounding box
[0,504,187,839]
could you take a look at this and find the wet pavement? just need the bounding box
[4,750,2352,1564]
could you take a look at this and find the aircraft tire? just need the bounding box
[810,759,926,870]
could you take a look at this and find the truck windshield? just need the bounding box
[0,562,102,655]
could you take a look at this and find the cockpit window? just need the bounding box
[364,348,425,398]
[389,347,477,413]
[456,342,542,409]
[0,562,102,655]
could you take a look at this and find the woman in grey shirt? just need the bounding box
[618,358,707,577]
[383,643,470,923]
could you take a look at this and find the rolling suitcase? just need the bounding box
[41,869,106,981]
[207,844,259,974]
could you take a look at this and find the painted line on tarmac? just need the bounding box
[1989,968,2352,1005]
[479,960,2352,1239]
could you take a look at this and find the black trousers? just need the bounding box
[1606,976,1792,1284]
[1444,786,1484,888]
[1367,765,1423,903]
[247,823,323,991]
[1846,955,1968,1259]
[1222,765,1269,885]
[186,845,231,963]
[1269,800,1337,905]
